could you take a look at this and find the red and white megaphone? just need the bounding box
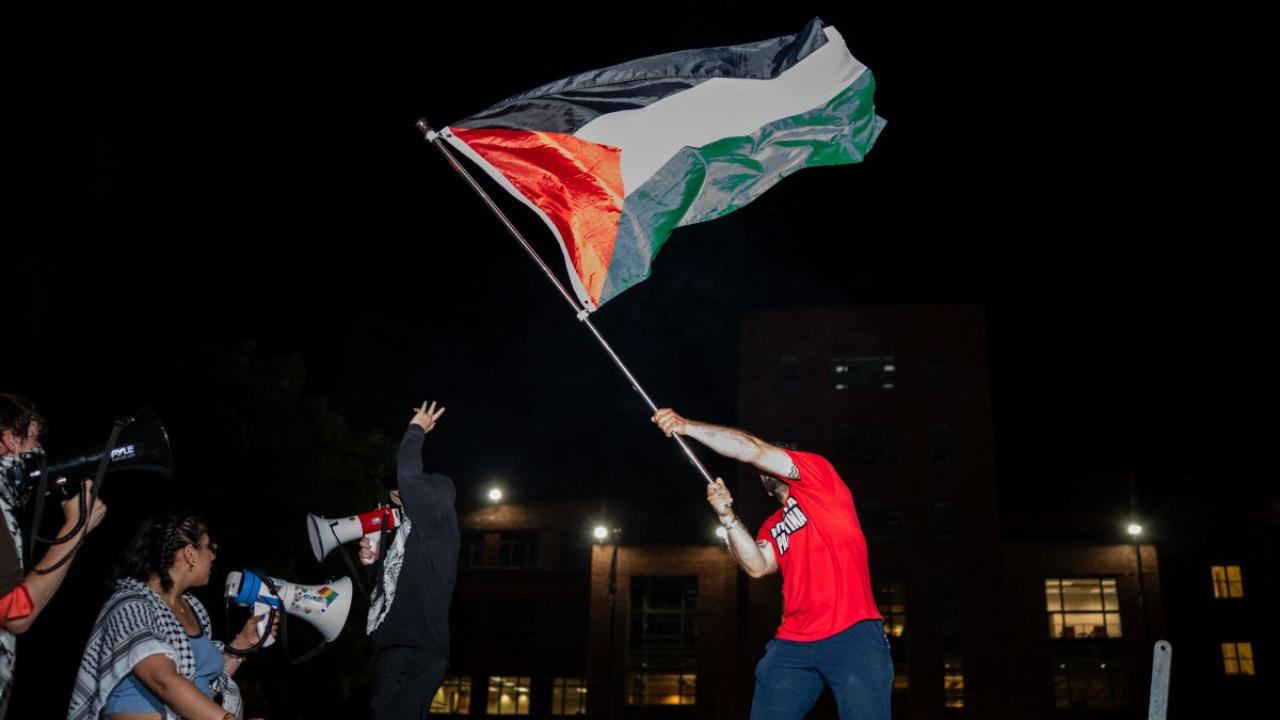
[224,570,353,646]
[306,506,401,564]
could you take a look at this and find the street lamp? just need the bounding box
[592,524,622,717]
[1128,519,1151,646]
[488,487,503,503]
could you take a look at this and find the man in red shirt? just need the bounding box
[654,408,892,720]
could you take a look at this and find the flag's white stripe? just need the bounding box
[440,128,598,311]
[575,27,867,195]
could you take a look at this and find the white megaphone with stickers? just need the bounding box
[306,505,401,564]
[224,570,352,645]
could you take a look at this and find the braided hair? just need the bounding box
[116,513,210,592]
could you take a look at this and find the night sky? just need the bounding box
[4,2,1235,504]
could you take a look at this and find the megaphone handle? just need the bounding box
[255,602,276,648]
[362,530,381,564]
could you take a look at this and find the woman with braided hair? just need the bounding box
[67,514,277,720]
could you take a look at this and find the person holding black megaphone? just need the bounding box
[0,393,109,720]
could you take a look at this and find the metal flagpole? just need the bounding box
[416,120,715,485]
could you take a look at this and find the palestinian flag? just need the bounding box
[442,17,885,310]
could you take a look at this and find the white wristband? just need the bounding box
[720,514,740,531]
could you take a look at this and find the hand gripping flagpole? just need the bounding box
[416,120,715,485]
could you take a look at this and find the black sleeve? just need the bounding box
[396,425,449,527]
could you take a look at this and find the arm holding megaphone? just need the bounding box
[223,612,280,675]
[2,480,107,634]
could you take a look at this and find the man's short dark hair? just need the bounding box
[759,472,784,494]
[0,392,44,439]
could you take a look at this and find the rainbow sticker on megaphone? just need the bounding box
[318,587,340,607]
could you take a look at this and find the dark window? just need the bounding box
[778,355,799,390]
[929,423,954,463]
[458,531,485,567]
[834,423,898,464]
[1053,647,1128,708]
[558,537,591,569]
[493,603,538,641]
[831,355,896,390]
[926,354,951,391]
[551,678,587,715]
[861,502,903,542]
[551,603,587,639]
[935,501,957,540]
[940,579,960,653]
[629,576,697,671]
[497,531,539,567]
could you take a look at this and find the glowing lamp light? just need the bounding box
[593,526,609,541]
[488,488,503,502]
[1127,523,1143,537]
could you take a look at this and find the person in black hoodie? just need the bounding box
[359,400,458,719]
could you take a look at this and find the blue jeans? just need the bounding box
[750,619,893,720]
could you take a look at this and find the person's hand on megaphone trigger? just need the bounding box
[358,536,377,565]
[410,401,445,433]
[229,611,281,654]
[60,479,108,536]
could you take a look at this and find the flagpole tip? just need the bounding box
[415,119,438,140]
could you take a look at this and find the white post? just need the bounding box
[1148,640,1172,720]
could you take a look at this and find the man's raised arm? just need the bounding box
[652,408,796,480]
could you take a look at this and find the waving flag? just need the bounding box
[441,17,885,310]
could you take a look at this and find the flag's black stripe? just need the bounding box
[453,17,830,134]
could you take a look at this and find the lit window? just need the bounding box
[486,676,530,715]
[625,673,696,705]
[943,658,965,709]
[877,580,907,638]
[1045,578,1122,639]
[893,672,909,696]
[1222,642,1256,676]
[551,678,587,715]
[430,676,471,714]
[877,580,909,701]
[1211,566,1244,598]
[831,355,896,391]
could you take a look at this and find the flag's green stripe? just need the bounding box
[600,71,885,305]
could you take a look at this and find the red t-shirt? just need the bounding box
[756,450,881,641]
